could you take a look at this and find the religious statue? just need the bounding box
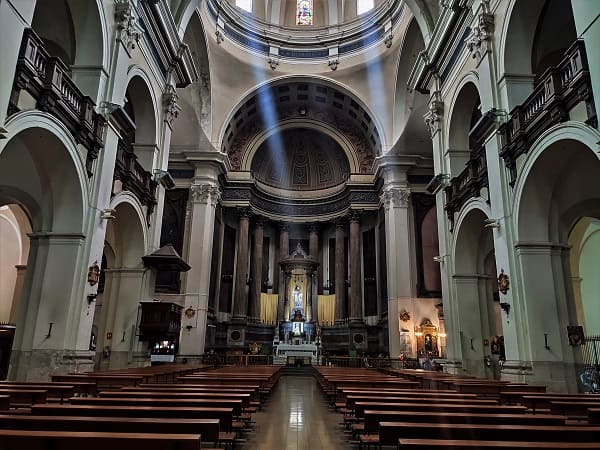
[293,285,302,309]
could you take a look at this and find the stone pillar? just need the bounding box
[349,211,362,323]
[309,224,319,323]
[250,219,264,321]
[334,219,346,322]
[277,224,289,322]
[379,179,414,359]
[9,233,87,381]
[178,183,221,356]
[232,210,250,321]
[9,265,27,325]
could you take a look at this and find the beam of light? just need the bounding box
[248,54,285,186]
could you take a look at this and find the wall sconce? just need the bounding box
[414,326,423,337]
[100,208,116,220]
[87,293,97,305]
[484,218,500,229]
[433,255,444,263]
[439,332,447,338]
[499,302,511,316]
[185,325,193,331]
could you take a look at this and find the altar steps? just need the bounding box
[281,366,314,376]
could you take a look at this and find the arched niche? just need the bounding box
[172,11,212,146]
[500,0,577,107]
[31,0,107,100]
[447,81,481,177]
[124,75,158,172]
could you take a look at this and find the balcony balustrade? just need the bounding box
[8,28,105,176]
[114,139,158,224]
[444,146,488,230]
[499,40,597,186]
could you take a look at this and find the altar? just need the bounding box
[273,342,318,365]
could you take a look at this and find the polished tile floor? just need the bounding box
[240,375,348,450]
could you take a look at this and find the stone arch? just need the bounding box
[499,0,577,107]
[219,75,386,159]
[451,204,498,377]
[512,123,600,389]
[123,70,159,172]
[0,116,88,380]
[173,10,212,145]
[31,0,108,99]
[393,17,428,145]
[109,193,150,257]
[446,77,482,177]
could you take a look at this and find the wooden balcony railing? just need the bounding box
[444,146,488,230]
[8,28,105,176]
[114,140,158,224]
[499,40,597,186]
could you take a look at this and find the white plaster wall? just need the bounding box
[0,208,21,322]
[579,224,600,335]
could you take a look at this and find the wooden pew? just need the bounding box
[0,383,75,403]
[361,409,566,434]
[520,394,600,413]
[0,414,221,443]
[0,430,201,450]
[0,388,47,407]
[397,439,600,449]
[589,408,600,424]
[345,395,496,412]
[353,401,517,418]
[379,421,600,445]
[31,404,235,431]
[98,390,252,408]
[550,400,600,419]
[0,395,9,411]
[52,374,143,389]
[68,396,244,416]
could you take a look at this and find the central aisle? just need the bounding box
[240,374,347,450]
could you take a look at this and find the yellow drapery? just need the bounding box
[317,294,335,326]
[260,293,279,325]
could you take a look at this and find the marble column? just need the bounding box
[232,210,250,321]
[277,224,289,322]
[250,219,264,321]
[309,224,319,323]
[334,219,346,322]
[179,183,221,356]
[379,179,414,359]
[349,211,362,323]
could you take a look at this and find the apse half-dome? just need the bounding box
[251,129,350,191]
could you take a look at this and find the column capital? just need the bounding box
[380,187,411,210]
[335,217,346,228]
[237,207,251,220]
[190,183,221,205]
[349,209,362,222]
[308,222,320,233]
[279,222,289,232]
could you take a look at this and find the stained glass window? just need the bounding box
[357,0,374,15]
[296,0,313,25]
[236,0,252,12]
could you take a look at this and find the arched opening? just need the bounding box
[31,0,106,100]
[502,0,577,107]
[569,218,600,336]
[516,136,600,390]
[0,125,86,380]
[448,82,482,174]
[94,201,147,370]
[124,76,158,172]
[392,18,430,156]
[172,11,212,148]
[453,207,500,378]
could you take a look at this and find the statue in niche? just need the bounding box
[291,242,307,258]
[293,285,303,309]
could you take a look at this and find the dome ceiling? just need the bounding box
[251,129,350,191]
[223,81,381,174]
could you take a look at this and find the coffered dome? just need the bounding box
[251,128,350,191]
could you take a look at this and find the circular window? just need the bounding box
[230,330,242,341]
[353,333,364,344]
